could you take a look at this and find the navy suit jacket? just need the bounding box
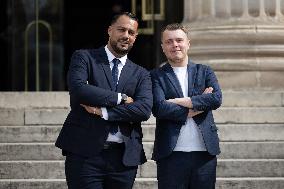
[151,61,222,161]
[55,47,153,166]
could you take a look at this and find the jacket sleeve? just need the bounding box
[107,69,153,122]
[67,50,118,107]
[151,70,188,124]
[191,66,222,111]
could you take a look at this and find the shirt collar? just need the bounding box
[105,45,127,66]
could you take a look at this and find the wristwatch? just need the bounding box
[121,93,128,104]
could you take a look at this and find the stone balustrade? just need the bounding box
[184,0,284,24]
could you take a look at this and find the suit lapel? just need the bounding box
[116,60,133,92]
[101,63,115,91]
[94,48,115,91]
[187,61,197,97]
[163,63,184,98]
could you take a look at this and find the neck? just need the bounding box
[107,43,125,58]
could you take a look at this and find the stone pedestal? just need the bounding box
[183,0,284,90]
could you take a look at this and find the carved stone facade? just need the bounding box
[183,0,284,90]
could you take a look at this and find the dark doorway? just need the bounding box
[0,0,183,91]
[0,0,9,90]
[64,0,131,80]
[64,0,157,76]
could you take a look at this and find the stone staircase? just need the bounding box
[0,91,284,189]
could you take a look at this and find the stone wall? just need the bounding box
[183,0,284,90]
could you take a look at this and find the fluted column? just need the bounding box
[183,0,284,90]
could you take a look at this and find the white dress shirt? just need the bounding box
[101,45,127,143]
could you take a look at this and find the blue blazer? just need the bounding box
[55,47,153,166]
[151,61,222,161]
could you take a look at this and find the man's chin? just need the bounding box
[170,55,182,60]
[118,45,132,53]
[116,48,129,55]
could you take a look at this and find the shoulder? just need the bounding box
[72,49,92,56]
[127,59,150,75]
[71,49,93,62]
[70,47,107,64]
[150,63,169,75]
[72,47,104,59]
[191,61,214,73]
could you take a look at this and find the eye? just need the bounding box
[165,40,172,45]
[128,30,136,36]
[117,28,125,32]
[176,39,183,43]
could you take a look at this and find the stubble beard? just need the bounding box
[110,39,133,56]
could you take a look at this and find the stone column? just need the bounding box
[183,0,284,90]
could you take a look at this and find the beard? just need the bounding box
[109,38,133,56]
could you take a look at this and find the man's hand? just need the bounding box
[80,104,102,117]
[187,87,214,117]
[125,96,134,104]
[167,97,192,108]
[203,87,213,94]
[166,87,214,107]
[166,87,214,117]
[80,96,133,117]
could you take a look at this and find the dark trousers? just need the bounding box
[157,151,217,189]
[65,144,138,189]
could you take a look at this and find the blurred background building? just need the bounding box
[0,0,183,91]
[1,0,284,91]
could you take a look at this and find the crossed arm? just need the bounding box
[68,50,153,122]
[80,73,152,122]
[81,96,133,117]
[82,87,211,119]
[151,67,221,123]
[166,87,213,118]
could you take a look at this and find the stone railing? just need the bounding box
[184,0,284,25]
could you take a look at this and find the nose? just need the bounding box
[172,40,178,47]
[122,30,130,39]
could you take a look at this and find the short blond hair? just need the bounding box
[161,23,190,40]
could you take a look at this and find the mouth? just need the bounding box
[171,50,181,53]
[119,39,129,44]
[119,41,129,48]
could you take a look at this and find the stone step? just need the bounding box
[1,178,283,189]
[140,159,284,178]
[1,142,284,161]
[1,91,284,108]
[219,142,284,159]
[214,107,284,124]
[1,178,284,189]
[1,107,284,126]
[1,160,283,179]
[0,143,63,161]
[221,91,284,107]
[0,92,70,109]
[1,124,284,142]
[217,124,284,141]
[143,141,284,160]
[0,126,61,143]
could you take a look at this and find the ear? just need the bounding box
[161,43,165,53]
[108,26,112,36]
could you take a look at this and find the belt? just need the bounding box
[103,142,124,150]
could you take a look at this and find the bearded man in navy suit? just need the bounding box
[151,23,222,189]
[55,12,152,189]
